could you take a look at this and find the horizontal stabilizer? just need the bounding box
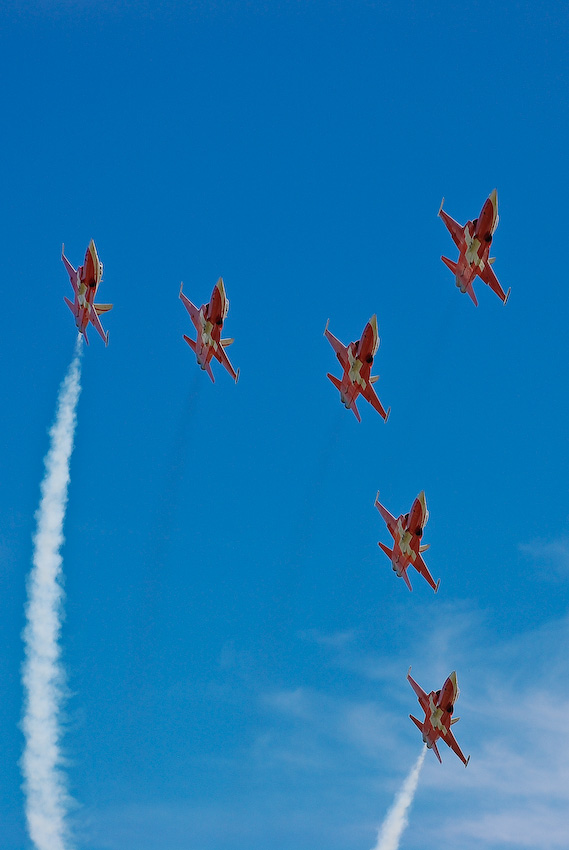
[95,303,113,314]
[327,372,342,392]
[205,362,215,383]
[378,540,393,560]
[419,543,430,552]
[451,717,460,725]
[63,296,75,315]
[441,255,458,275]
[370,375,379,384]
[221,338,234,347]
[183,334,197,352]
[409,714,423,733]
[432,741,442,763]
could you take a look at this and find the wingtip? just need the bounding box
[179,281,184,297]
[465,755,471,768]
[235,367,240,385]
[384,406,391,424]
[407,666,412,679]
[61,242,65,258]
[105,330,110,347]
[375,490,380,506]
[438,196,445,216]
[324,318,330,336]
[504,287,511,305]
[435,578,441,594]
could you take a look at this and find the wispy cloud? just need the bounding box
[519,537,569,579]
[21,337,83,850]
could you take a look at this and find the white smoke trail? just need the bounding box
[372,746,427,850]
[21,335,83,850]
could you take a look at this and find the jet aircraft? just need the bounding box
[61,240,112,345]
[179,278,239,383]
[324,316,390,422]
[407,669,470,766]
[439,189,510,306]
[374,491,439,593]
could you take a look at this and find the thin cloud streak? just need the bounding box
[372,747,426,850]
[21,336,83,850]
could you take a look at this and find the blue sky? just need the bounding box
[2,0,569,847]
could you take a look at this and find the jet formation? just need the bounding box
[62,190,509,767]
[407,669,470,766]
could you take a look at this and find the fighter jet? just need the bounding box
[407,668,470,766]
[324,316,390,422]
[374,491,439,593]
[439,189,510,306]
[179,278,239,383]
[61,240,112,345]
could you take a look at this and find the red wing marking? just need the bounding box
[413,553,439,593]
[361,381,389,421]
[439,208,465,251]
[479,260,508,303]
[441,726,469,766]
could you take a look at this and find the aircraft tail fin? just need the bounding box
[95,303,113,315]
[183,334,197,353]
[466,284,479,307]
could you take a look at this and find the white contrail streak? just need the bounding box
[372,746,426,850]
[21,336,83,850]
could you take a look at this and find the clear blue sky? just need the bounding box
[2,1,569,847]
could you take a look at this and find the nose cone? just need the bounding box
[368,314,380,356]
[216,276,229,318]
[488,188,499,233]
[417,490,428,522]
[448,671,459,699]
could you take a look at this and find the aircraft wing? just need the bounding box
[479,261,510,304]
[324,321,349,369]
[439,206,465,251]
[374,495,397,536]
[361,381,390,421]
[89,305,109,346]
[61,246,79,295]
[407,669,429,712]
[413,553,440,593]
[213,342,239,383]
[179,283,201,326]
[441,726,470,766]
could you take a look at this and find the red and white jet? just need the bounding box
[439,189,510,307]
[407,668,470,766]
[375,491,439,593]
[62,240,112,345]
[324,316,390,422]
[179,277,239,383]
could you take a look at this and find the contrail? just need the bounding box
[372,746,426,850]
[21,335,83,850]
